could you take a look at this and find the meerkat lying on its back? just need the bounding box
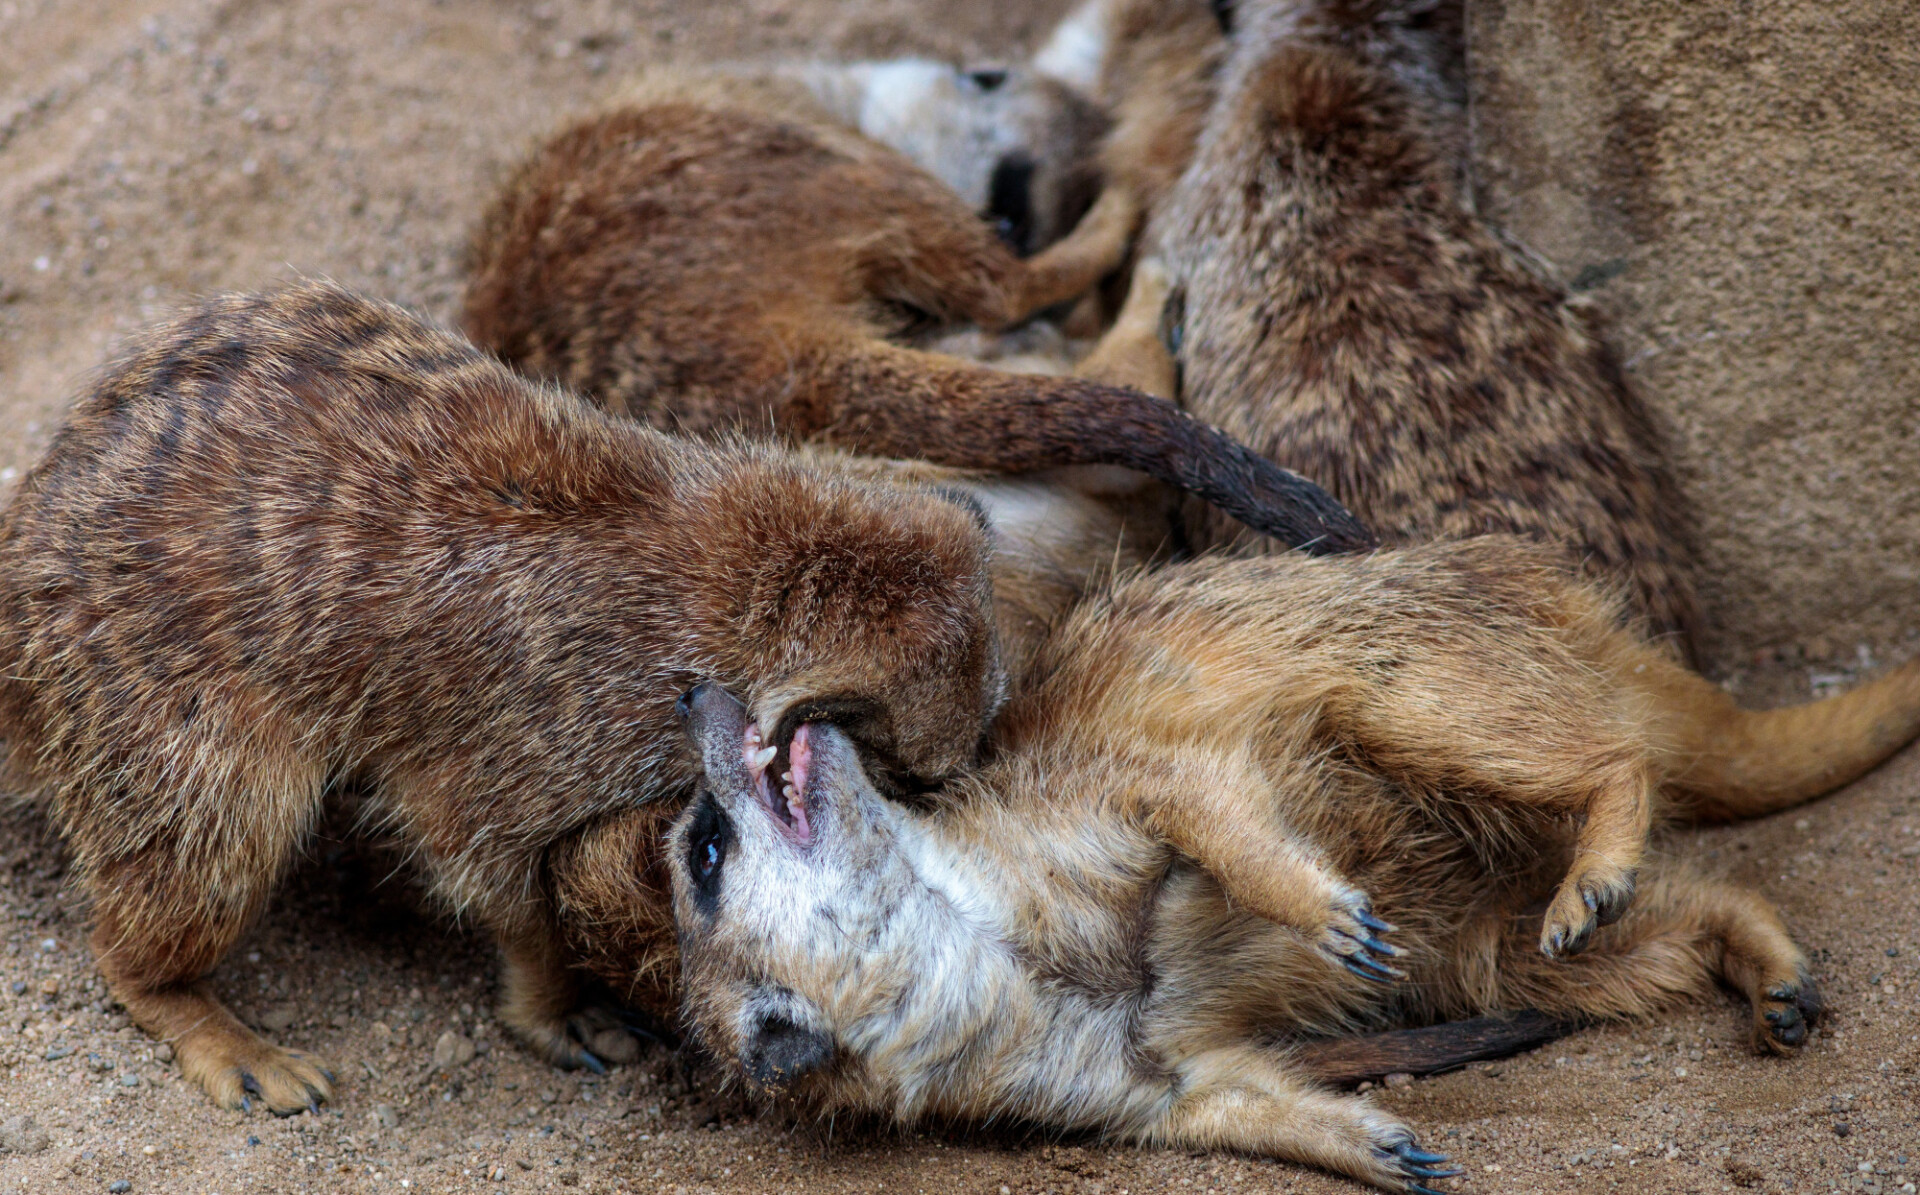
[661,541,1920,1189]
[461,68,1371,556]
[0,283,1017,1115]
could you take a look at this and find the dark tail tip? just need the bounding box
[1294,1010,1581,1087]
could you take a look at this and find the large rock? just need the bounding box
[1468,0,1920,679]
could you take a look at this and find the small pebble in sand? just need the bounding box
[370,1105,399,1129]
[107,1182,131,1193]
[40,939,56,953]
[119,1072,139,1087]
[0,1114,51,1155]
[154,1044,173,1063]
[8,981,24,996]
[1383,1073,1413,1089]
[1835,1122,1852,1137]
[39,977,59,997]
[432,1031,477,1070]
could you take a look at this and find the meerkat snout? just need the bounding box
[738,990,837,1092]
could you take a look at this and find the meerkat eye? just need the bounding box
[684,792,733,910]
[963,68,1009,93]
[695,831,724,880]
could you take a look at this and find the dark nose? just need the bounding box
[676,684,709,724]
[964,67,1008,93]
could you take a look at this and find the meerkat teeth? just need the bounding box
[783,784,796,799]
[749,746,777,771]
[781,770,792,783]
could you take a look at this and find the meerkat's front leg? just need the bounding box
[497,923,649,1073]
[1141,1047,1459,1192]
[1071,256,1180,398]
[1140,763,1402,981]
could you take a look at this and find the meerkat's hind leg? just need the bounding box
[104,976,335,1115]
[1144,1046,1461,1191]
[1490,860,1819,1056]
[83,794,335,1114]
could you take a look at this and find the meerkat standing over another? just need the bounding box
[0,283,1020,1114]
[1133,0,1698,650]
[660,542,1920,1189]
[461,69,1372,556]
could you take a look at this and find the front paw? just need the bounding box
[1539,862,1636,959]
[509,1004,663,1074]
[1320,888,1406,984]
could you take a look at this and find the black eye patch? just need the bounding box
[986,153,1038,257]
[684,790,733,915]
[964,67,1009,93]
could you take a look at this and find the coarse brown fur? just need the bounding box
[459,69,1372,555]
[1138,0,1700,653]
[0,282,1015,1114]
[657,539,1920,1189]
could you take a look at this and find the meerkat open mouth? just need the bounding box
[742,721,816,845]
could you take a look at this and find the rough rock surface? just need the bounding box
[1469,0,1920,681]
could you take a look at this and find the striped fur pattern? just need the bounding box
[0,282,1006,1112]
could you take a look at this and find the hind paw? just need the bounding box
[1364,1124,1463,1193]
[1753,975,1823,1055]
[1540,864,1636,959]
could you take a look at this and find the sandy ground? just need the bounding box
[1,2,1917,1194]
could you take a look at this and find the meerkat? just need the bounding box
[757,58,1110,257]
[1098,0,1695,652]
[459,68,1372,556]
[659,540,1920,1190]
[0,282,1031,1115]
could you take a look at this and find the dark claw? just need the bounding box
[1343,955,1401,984]
[307,1097,321,1117]
[1764,1007,1802,1027]
[577,1050,608,1076]
[1356,910,1396,935]
[1358,935,1402,958]
[607,1009,672,1046]
[1405,1164,1465,1179]
[241,1072,262,1095]
[320,1068,337,1085]
[1397,1149,1450,1165]
[239,1097,252,1114]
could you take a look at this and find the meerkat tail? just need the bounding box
[813,340,1374,554]
[1649,650,1920,821]
[1292,1012,1580,1088]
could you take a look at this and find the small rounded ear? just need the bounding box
[743,1013,835,1090]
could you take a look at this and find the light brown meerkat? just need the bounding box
[653,539,1920,1190]
[459,68,1372,556]
[0,282,1033,1115]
